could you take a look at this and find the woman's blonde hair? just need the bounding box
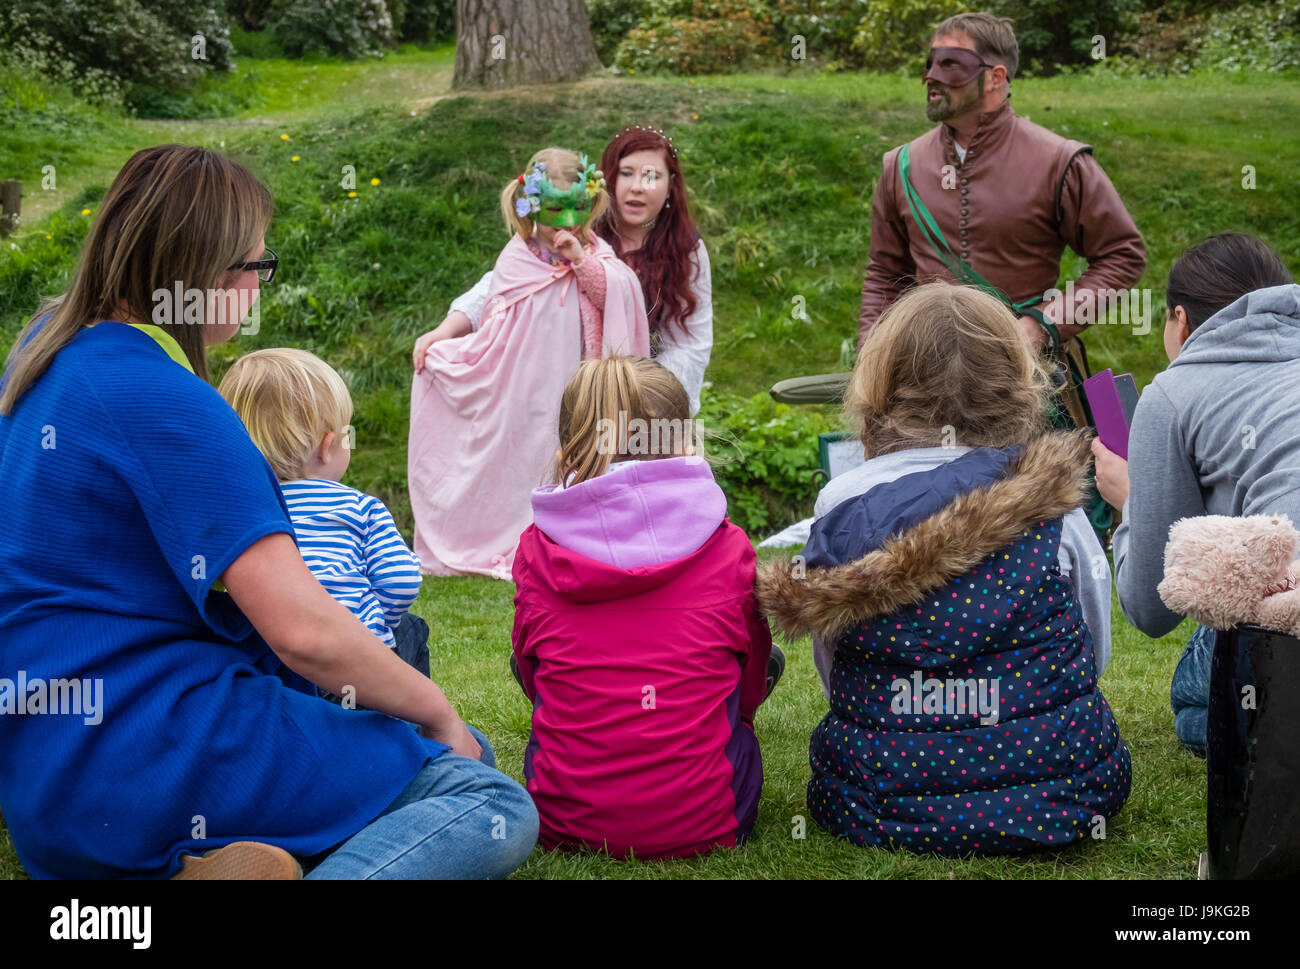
[218,348,353,482]
[846,282,1054,457]
[500,147,608,245]
[0,145,272,416]
[554,356,694,486]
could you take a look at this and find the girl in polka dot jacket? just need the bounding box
[758,283,1131,856]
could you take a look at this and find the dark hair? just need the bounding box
[593,128,700,338]
[1166,232,1292,332]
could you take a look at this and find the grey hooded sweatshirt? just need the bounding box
[1113,283,1300,637]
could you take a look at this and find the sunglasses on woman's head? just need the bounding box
[229,248,277,283]
[923,46,994,87]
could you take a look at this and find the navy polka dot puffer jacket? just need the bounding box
[758,431,1131,856]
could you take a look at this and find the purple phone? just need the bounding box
[1083,369,1133,460]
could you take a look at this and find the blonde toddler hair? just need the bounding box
[218,347,353,482]
[500,147,609,245]
[846,283,1054,458]
[554,356,694,486]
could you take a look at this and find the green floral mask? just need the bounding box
[516,154,606,227]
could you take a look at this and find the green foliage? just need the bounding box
[1114,0,1300,76]
[987,0,1143,76]
[851,0,969,73]
[125,70,263,119]
[773,0,873,69]
[268,0,396,58]
[4,63,1300,531]
[586,0,653,62]
[614,0,782,74]
[699,392,838,533]
[399,0,457,43]
[228,0,275,31]
[0,1,233,93]
[228,24,287,59]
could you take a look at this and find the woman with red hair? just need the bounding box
[414,127,712,415]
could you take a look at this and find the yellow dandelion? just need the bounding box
[348,191,357,198]
[80,208,90,215]
[370,177,380,186]
[280,134,290,141]
[46,234,53,239]
[691,113,699,120]
[291,155,300,162]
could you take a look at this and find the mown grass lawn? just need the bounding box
[0,559,1207,881]
[2,48,1295,879]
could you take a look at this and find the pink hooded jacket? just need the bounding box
[511,455,771,858]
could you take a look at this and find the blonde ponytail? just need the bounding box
[553,356,693,486]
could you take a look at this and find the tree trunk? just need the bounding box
[454,0,601,90]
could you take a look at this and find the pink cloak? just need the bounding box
[409,233,650,579]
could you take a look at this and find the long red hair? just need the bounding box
[594,128,700,338]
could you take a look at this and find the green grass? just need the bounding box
[4,65,1298,535]
[2,54,1296,879]
[0,555,1208,880]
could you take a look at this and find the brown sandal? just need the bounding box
[171,841,302,880]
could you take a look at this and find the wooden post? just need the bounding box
[0,180,20,237]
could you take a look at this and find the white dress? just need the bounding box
[449,239,713,416]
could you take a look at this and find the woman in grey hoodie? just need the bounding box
[1092,232,1296,754]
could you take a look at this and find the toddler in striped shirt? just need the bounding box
[219,348,430,704]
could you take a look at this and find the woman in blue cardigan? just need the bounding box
[0,145,537,879]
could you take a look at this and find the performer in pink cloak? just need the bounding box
[410,149,650,579]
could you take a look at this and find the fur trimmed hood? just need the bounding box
[756,430,1093,644]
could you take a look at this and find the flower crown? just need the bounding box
[514,154,607,220]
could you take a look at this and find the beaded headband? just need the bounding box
[618,125,678,160]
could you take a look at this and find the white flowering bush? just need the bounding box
[0,1,232,93]
[1197,0,1300,72]
[268,0,396,58]
[1107,0,1300,76]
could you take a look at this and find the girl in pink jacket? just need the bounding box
[511,356,781,859]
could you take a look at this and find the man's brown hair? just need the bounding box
[934,11,1019,82]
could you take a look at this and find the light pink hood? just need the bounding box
[530,456,727,569]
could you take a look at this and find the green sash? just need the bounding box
[898,144,1043,318]
[896,143,1116,542]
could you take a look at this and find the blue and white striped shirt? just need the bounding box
[279,478,422,648]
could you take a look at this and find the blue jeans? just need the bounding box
[304,725,538,879]
[1171,624,1214,756]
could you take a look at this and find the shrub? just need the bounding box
[587,0,653,63]
[0,1,233,93]
[772,0,872,69]
[400,0,457,43]
[268,0,396,58]
[851,0,969,73]
[1099,0,1300,76]
[228,0,274,30]
[697,390,838,535]
[614,0,782,74]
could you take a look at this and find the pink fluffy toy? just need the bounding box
[1158,514,1300,636]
